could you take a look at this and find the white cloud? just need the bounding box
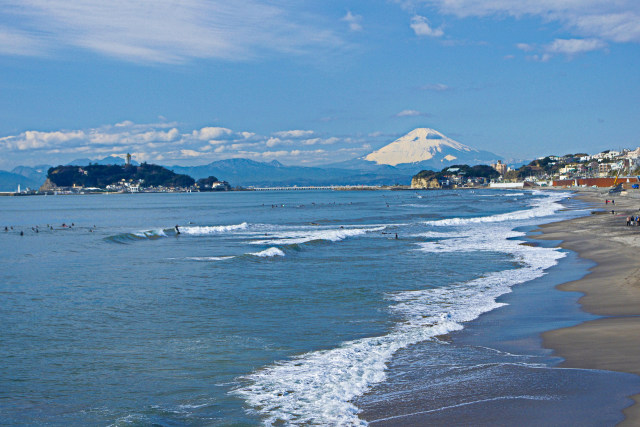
[0,0,345,63]
[342,11,363,32]
[395,109,431,117]
[528,53,553,62]
[17,130,86,150]
[179,149,204,158]
[192,126,233,140]
[516,43,534,52]
[273,129,315,138]
[546,38,607,55]
[321,137,340,145]
[266,137,282,148]
[410,15,444,37]
[0,120,377,168]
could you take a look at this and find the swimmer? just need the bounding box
[20,231,24,236]
[175,225,181,235]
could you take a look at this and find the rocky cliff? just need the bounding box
[410,175,441,189]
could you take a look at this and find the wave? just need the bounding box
[477,192,525,197]
[105,228,173,243]
[425,192,569,227]
[180,223,248,235]
[249,247,285,258]
[250,226,386,246]
[105,223,249,243]
[233,192,569,425]
[183,256,235,261]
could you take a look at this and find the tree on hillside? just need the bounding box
[47,163,195,188]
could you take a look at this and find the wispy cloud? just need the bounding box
[420,83,450,91]
[395,109,431,117]
[517,37,608,60]
[407,0,640,44]
[0,0,345,63]
[273,130,315,138]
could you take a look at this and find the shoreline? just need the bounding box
[536,189,640,424]
[358,190,640,425]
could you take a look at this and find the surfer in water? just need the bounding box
[175,225,181,235]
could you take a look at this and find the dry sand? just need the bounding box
[537,189,640,425]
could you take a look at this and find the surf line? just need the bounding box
[368,395,555,424]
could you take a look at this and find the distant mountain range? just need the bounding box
[1,128,505,190]
[169,158,411,187]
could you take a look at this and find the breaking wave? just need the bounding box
[250,226,386,246]
[249,247,286,258]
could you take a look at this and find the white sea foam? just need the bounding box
[134,229,167,238]
[234,191,570,425]
[180,222,249,235]
[184,256,235,261]
[249,247,285,258]
[250,226,385,245]
[477,192,525,197]
[425,192,569,226]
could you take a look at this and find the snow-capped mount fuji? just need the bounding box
[364,128,501,168]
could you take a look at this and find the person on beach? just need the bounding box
[627,216,632,226]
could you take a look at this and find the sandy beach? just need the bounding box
[538,189,640,425]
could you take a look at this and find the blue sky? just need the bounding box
[1,0,639,169]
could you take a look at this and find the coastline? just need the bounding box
[358,189,640,425]
[537,189,640,425]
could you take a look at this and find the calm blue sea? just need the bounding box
[0,189,638,425]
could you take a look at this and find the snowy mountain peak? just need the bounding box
[364,128,477,166]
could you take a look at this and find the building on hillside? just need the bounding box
[598,163,613,176]
[491,160,507,175]
[593,151,619,160]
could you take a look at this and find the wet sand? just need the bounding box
[538,189,640,425]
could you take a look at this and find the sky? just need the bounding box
[0,0,639,169]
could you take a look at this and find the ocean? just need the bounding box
[1,189,639,425]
